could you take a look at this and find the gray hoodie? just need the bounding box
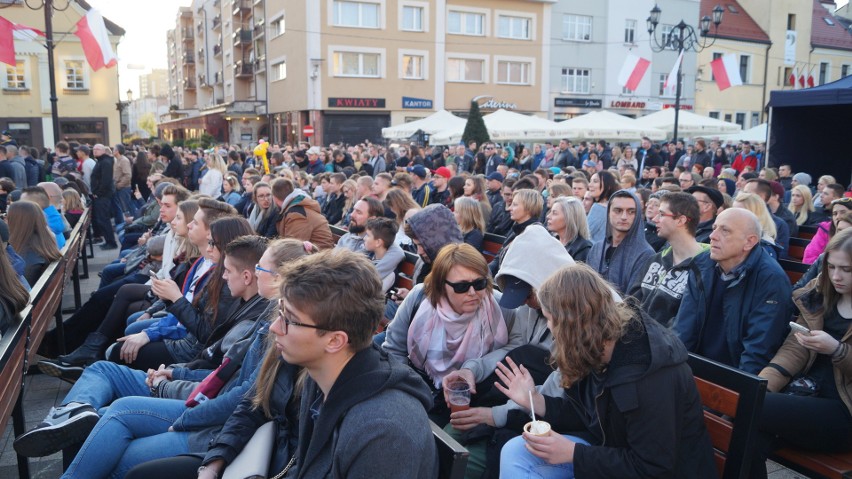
[405,204,462,283]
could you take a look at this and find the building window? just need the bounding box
[724,113,732,122]
[751,112,760,127]
[4,60,26,90]
[332,1,380,29]
[498,15,531,40]
[787,14,796,30]
[842,65,849,78]
[561,67,590,93]
[447,58,483,82]
[65,60,86,90]
[332,51,380,77]
[497,60,531,85]
[271,17,285,36]
[448,10,484,36]
[711,52,722,81]
[562,15,591,41]
[401,5,423,31]
[271,61,286,81]
[735,112,746,128]
[819,62,829,85]
[624,19,636,44]
[402,54,423,79]
[658,73,674,97]
[660,24,678,50]
[739,55,750,83]
[708,111,720,119]
[783,67,794,86]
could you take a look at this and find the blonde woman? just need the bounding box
[199,154,227,197]
[788,184,816,226]
[339,178,358,227]
[546,197,593,261]
[734,192,781,259]
[453,197,486,251]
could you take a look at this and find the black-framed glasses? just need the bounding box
[277,299,334,334]
[255,264,278,277]
[445,278,488,294]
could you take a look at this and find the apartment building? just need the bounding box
[139,69,169,99]
[0,1,124,149]
[549,0,700,120]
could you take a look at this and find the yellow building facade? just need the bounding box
[0,1,123,149]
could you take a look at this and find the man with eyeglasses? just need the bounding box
[393,145,411,172]
[629,193,708,327]
[272,249,437,478]
[484,143,504,176]
[686,185,724,243]
[678,171,696,189]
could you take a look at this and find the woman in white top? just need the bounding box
[199,153,227,197]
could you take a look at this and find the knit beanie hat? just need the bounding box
[793,172,812,186]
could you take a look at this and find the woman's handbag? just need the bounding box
[222,421,277,479]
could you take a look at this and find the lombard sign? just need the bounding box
[610,100,646,109]
[402,96,433,109]
[473,95,517,110]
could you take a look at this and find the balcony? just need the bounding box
[213,43,222,56]
[234,61,253,78]
[197,20,204,33]
[232,0,251,16]
[183,78,196,90]
[197,47,205,62]
[212,15,221,30]
[199,75,213,88]
[253,19,265,38]
[233,27,252,46]
[254,55,266,73]
[214,71,224,84]
[181,29,194,42]
[182,53,195,64]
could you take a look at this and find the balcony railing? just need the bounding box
[183,79,196,90]
[212,14,221,30]
[214,71,224,84]
[232,0,251,16]
[213,44,222,56]
[253,19,265,37]
[233,27,252,46]
[181,29,194,41]
[182,53,195,64]
[234,61,253,78]
[254,55,266,72]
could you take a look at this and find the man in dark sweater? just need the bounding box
[91,144,117,249]
[272,249,437,479]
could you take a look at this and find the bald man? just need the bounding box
[673,208,791,374]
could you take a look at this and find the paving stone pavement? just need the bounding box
[0,237,816,478]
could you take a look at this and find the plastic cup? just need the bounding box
[447,381,471,413]
[524,420,551,437]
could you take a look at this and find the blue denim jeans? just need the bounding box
[113,187,132,225]
[99,263,130,289]
[62,361,149,411]
[499,434,590,479]
[125,318,157,335]
[61,396,190,479]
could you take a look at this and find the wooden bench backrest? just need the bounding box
[430,420,469,479]
[797,224,817,240]
[0,316,28,439]
[688,354,767,479]
[482,233,505,262]
[787,237,810,262]
[779,259,810,286]
[394,252,418,291]
[27,259,65,363]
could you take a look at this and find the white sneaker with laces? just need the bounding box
[13,401,99,457]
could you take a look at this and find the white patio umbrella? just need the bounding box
[714,123,768,143]
[381,110,467,140]
[429,109,558,145]
[636,109,742,137]
[550,111,667,141]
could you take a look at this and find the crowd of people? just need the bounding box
[0,131,850,478]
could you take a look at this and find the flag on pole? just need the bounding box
[709,54,743,91]
[73,10,117,71]
[789,66,798,89]
[617,54,651,91]
[0,16,45,66]
[664,50,684,96]
[798,72,806,89]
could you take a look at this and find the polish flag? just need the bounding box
[807,74,815,88]
[709,54,743,91]
[798,74,806,89]
[617,54,650,91]
[664,50,684,96]
[0,16,45,66]
[74,10,117,71]
[789,67,798,89]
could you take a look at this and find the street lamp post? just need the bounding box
[647,4,724,144]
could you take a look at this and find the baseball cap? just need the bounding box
[686,185,724,209]
[0,130,10,137]
[487,172,504,183]
[433,166,452,180]
[407,165,427,179]
[768,181,785,198]
[583,159,597,168]
[497,275,532,309]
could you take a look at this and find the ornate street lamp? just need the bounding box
[647,4,724,143]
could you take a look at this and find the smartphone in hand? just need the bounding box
[789,321,811,335]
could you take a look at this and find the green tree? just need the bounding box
[462,100,490,147]
[138,112,158,138]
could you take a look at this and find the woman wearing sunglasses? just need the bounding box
[383,243,511,422]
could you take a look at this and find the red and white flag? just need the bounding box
[807,73,815,88]
[709,54,743,91]
[74,10,117,71]
[798,73,806,89]
[0,16,45,67]
[617,54,650,91]
[663,50,684,96]
[789,66,798,89]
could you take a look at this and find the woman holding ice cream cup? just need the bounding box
[496,263,715,478]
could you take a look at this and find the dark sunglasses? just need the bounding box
[445,277,488,294]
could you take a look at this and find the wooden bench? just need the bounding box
[430,420,469,479]
[788,237,810,262]
[779,259,810,286]
[797,224,818,240]
[687,353,767,479]
[0,310,30,479]
[771,448,852,479]
[482,233,505,263]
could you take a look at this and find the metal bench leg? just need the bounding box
[81,241,90,279]
[63,257,82,314]
[54,297,66,356]
[12,390,31,479]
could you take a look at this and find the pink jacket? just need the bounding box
[803,221,831,264]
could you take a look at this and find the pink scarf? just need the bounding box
[407,293,508,388]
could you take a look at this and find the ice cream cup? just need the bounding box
[524,420,551,437]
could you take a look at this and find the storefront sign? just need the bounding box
[328,97,386,108]
[610,100,646,109]
[554,97,602,108]
[402,96,433,109]
[473,95,517,110]
[662,104,693,111]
